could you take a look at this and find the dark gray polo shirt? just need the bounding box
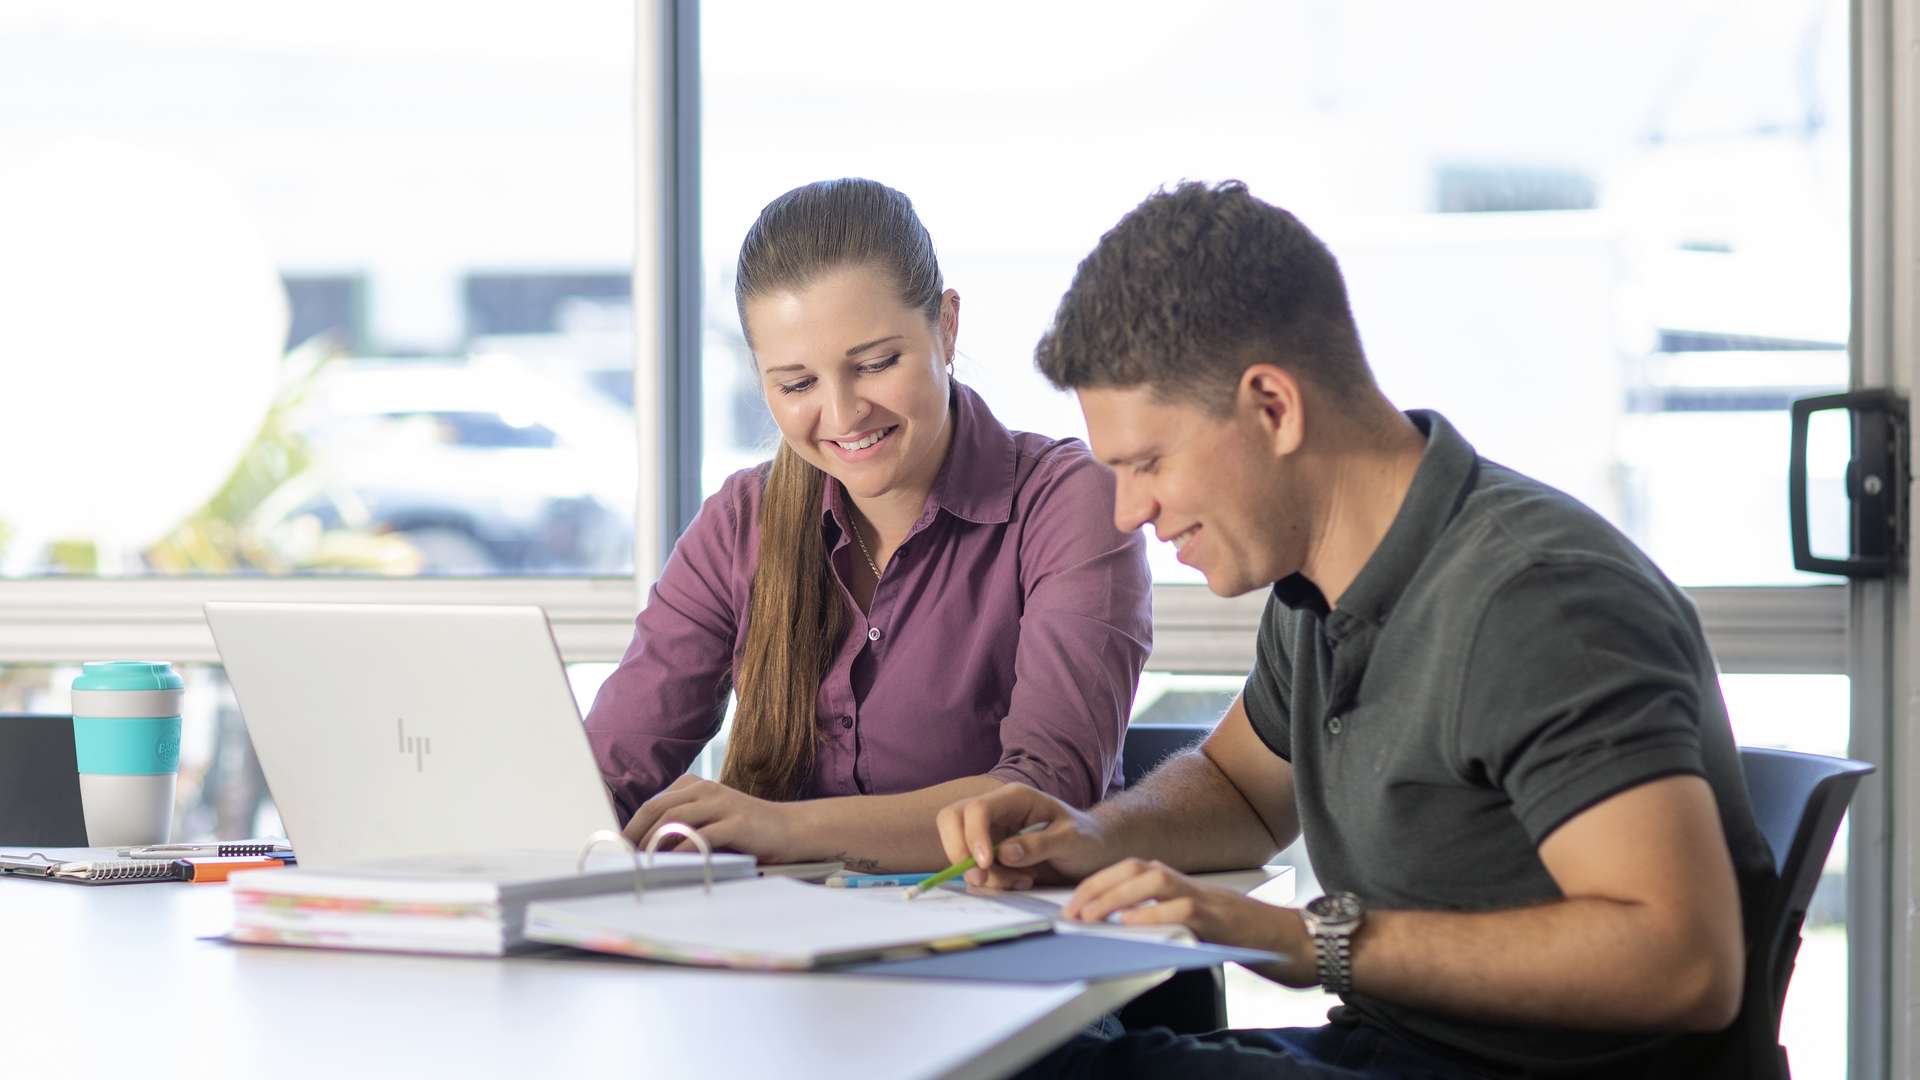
[1244,410,1776,1075]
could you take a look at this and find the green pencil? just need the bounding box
[905,821,1051,900]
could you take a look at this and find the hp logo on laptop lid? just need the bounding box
[398,717,431,773]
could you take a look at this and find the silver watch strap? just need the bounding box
[1311,929,1354,994]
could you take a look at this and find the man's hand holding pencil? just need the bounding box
[931,784,1115,892]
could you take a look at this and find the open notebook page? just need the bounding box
[526,876,1049,970]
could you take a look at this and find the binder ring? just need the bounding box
[573,823,716,904]
[644,821,715,895]
[575,829,647,904]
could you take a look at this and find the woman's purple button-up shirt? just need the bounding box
[584,384,1153,820]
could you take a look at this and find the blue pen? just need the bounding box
[826,871,937,889]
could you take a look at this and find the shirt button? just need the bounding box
[867,626,882,641]
[1327,715,1344,735]
[840,715,854,730]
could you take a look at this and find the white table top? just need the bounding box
[0,865,1292,1080]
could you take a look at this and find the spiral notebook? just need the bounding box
[0,847,178,885]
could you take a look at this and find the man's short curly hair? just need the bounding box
[1035,180,1374,413]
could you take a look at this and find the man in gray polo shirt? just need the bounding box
[936,181,1776,1077]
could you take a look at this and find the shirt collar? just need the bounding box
[1271,409,1478,630]
[819,381,1017,532]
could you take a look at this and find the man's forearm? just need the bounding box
[1091,749,1295,872]
[1342,899,1741,1032]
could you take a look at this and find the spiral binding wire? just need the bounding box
[56,859,176,882]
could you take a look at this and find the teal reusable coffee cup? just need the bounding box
[72,661,184,846]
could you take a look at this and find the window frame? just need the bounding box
[0,575,1846,676]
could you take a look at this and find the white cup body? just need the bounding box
[71,681,185,848]
[78,773,177,847]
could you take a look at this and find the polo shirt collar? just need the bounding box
[1271,410,1478,630]
[820,380,1016,531]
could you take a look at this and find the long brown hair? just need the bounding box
[723,178,944,800]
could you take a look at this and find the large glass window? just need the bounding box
[0,3,636,578]
[699,0,1847,586]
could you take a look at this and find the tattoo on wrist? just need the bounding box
[830,853,884,873]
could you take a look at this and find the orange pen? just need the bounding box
[172,857,290,883]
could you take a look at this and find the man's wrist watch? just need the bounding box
[1301,891,1366,994]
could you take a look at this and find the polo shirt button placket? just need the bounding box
[1327,715,1344,735]
[867,626,881,642]
[840,715,853,730]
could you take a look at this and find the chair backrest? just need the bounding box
[1121,722,1213,787]
[0,713,88,845]
[1117,721,1231,1036]
[1736,746,1873,1073]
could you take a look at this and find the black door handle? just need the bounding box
[1789,389,1906,578]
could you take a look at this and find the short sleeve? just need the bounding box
[987,445,1153,807]
[1241,590,1296,761]
[1454,561,1708,844]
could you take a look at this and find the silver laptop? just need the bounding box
[204,601,629,872]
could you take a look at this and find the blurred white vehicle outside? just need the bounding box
[250,358,637,575]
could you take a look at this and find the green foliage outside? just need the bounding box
[1,335,419,576]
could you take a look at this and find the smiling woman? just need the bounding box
[583,179,1153,873]
[747,262,959,602]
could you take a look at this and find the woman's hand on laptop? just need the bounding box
[624,775,802,862]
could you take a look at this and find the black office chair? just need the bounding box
[0,713,88,845]
[1115,722,1230,1035]
[1120,723,1213,788]
[1737,746,1874,1080]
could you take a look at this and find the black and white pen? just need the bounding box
[119,841,294,859]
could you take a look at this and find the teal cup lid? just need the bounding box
[74,661,185,692]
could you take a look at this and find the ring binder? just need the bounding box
[524,865,1057,971]
[222,833,752,956]
[573,822,715,903]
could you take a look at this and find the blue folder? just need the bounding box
[839,931,1281,983]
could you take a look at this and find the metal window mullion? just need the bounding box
[632,0,703,590]
[667,0,703,551]
[1851,0,1916,1076]
[0,577,640,665]
[630,2,690,590]
[0,579,1847,673]
[1141,584,1844,677]
[1688,585,1848,675]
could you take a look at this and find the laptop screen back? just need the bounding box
[205,602,621,869]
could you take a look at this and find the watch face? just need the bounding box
[1307,892,1364,926]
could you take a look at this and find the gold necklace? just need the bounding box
[849,519,883,580]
